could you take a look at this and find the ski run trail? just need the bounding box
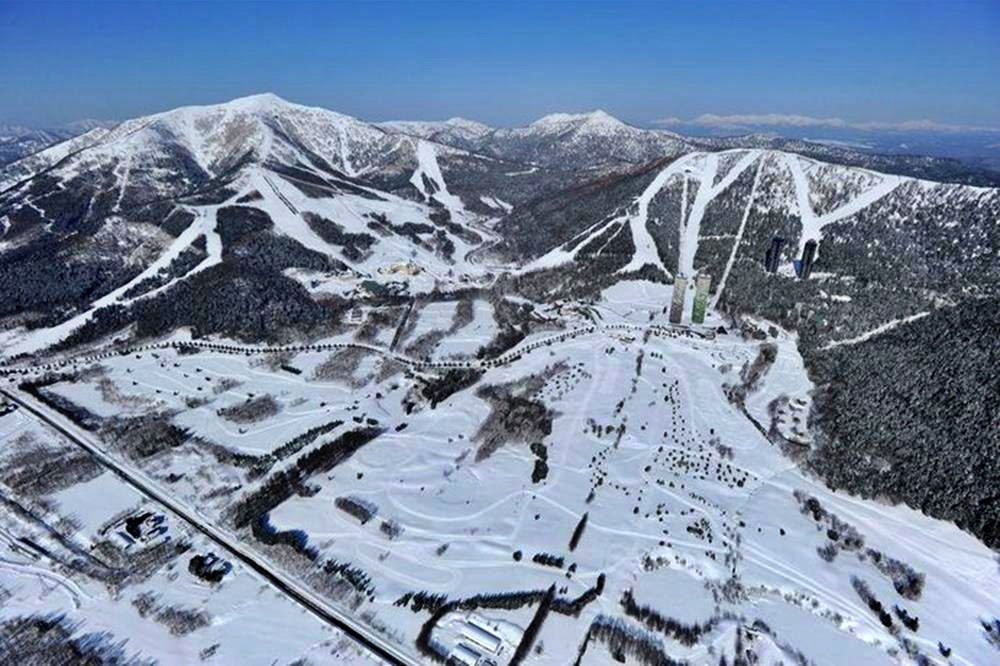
[711,158,764,309]
[782,152,902,260]
[531,149,903,283]
[530,149,759,277]
[6,207,223,357]
[409,139,466,214]
[820,310,931,350]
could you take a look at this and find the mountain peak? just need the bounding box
[224,92,293,111]
[530,109,626,129]
[443,117,493,132]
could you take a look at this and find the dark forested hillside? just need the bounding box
[806,298,1000,548]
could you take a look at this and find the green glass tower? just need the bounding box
[691,273,711,324]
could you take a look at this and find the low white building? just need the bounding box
[462,621,502,654]
[449,643,481,666]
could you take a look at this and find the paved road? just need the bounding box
[0,387,421,666]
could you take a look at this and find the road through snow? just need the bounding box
[1,387,419,666]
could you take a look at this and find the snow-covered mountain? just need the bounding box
[502,146,998,306]
[379,113,1000,186]
[0,125,82,167]
[1,93,998,666]
[377,117,494,149]
[0,120,119,168]
[487,110,694,169]
[0,94,541,357]
[0,126,71,164]
[2,93,997,359]
[380,109,695,170]
[698,132,1000,186]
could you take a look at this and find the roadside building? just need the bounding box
[449,643,482,666]
[462,621,502,654]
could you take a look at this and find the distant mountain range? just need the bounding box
[0,120,118,167]
[6,104,999,186]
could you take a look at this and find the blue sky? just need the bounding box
[1,0,998,130]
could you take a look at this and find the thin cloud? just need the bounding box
[655,113,1000,133]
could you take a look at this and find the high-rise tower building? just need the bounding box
[669,276,688,324]
[691,273,712,324]
[765,236,786,273]
[800,239,818,279]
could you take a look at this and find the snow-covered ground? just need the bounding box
[0,409,379,665]
[6,280,996,665]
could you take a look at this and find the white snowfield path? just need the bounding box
[529,149,758,276]
[783,152,902,259]
[530,149,906,280]
[676,150,759,278]
[6,207,223,357]
[409,138,466,214]
[711,158,764,309]
[252,165,480,282]
[1,387,421,666]
[820,311,931,350]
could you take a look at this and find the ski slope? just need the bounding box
[5,207,223,357]
[529,149,911,285]
[783,152,902,260]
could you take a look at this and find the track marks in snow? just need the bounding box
[112,154,133,213]
[711,159,764,308]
